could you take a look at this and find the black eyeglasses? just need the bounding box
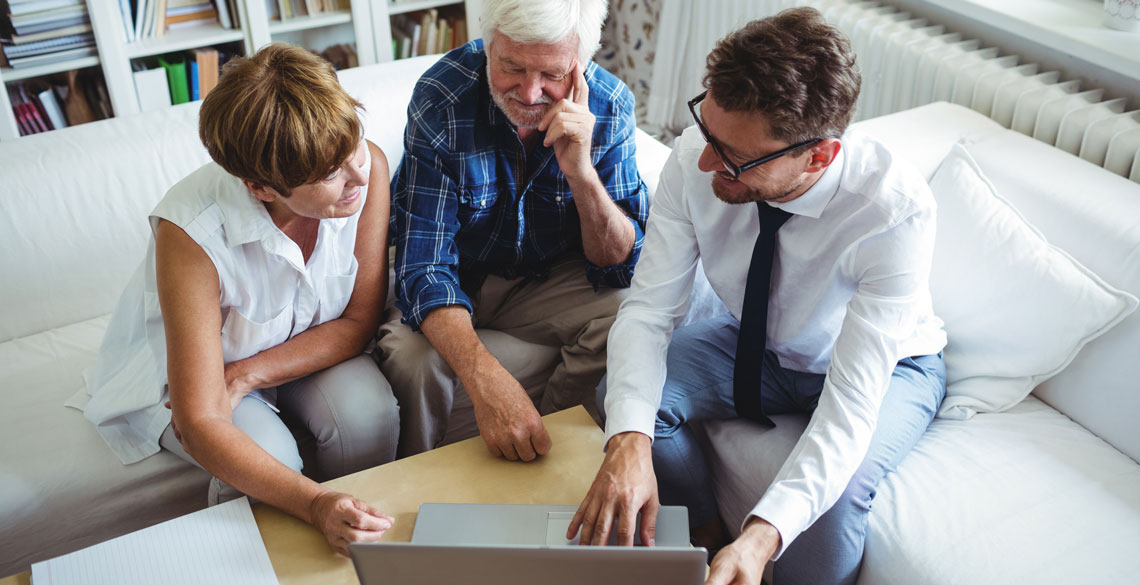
[688,91,824,179]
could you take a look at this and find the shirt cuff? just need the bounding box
[585,216,643,289]
[398,279,473,330]
[601,396,658,450]
[746,484,815,560]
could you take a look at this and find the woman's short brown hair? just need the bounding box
[704,7,860,145]
[198,42,363,195]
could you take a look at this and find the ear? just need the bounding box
[803,138,842,174]
[243,180,281,203]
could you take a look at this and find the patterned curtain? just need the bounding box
[597,0,662,135]
[599,0,792,141]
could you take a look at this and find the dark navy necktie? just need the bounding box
[734,202,792,425]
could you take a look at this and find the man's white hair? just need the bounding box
[481,0,609,63]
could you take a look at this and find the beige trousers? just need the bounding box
[375,255,627,458]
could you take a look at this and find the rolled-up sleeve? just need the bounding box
[391,102,471,330]
[583,86,648,289]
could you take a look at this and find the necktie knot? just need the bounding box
[757,202,792,233]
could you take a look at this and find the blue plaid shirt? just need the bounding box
[391,40,649,329]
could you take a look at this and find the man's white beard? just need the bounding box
[490,83,553,129]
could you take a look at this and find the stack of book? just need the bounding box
[6,68,109,135]
[119,0,235,43]
[131,46,224,111]
[264,0,349,22]
[0,0,96,70]
[391,9,466,61]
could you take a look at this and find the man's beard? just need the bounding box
[710,172,802,205]
[489,83,553,128]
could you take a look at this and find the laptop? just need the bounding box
[349,503,707,585]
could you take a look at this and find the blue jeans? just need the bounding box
[597,314,946,585]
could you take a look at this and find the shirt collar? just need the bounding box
[769,141,845,219]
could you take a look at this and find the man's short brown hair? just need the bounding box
[704,7,860,145]
[198,42,363,195]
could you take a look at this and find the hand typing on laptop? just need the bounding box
[567,431,660,547]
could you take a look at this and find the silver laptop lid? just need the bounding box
[411,503,691,547]
[349,543,708,585]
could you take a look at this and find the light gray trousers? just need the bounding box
[160,354,399,504]
[375,255,628,458]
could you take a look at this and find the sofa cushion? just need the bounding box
[703,397,1140,585]
[928,144,1137,419]
[0,317,209,577]
[964,132,1140,463]
[0,103,210,345]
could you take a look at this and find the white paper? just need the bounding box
[31,497,278,585]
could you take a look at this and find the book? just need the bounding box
[189,46,218,98]
[189,59,199,100]
[419,9,437,56]
[214,0,232,29]
[2,33,95,58]
[36,86,68,129]
[7,23,94,45]
[9,5,87,28]
[157,54,189,104]
[166,7,216,27]
[4,45,96,68]
[154,0,168,36]
[7,0,84,17]
[227,0,239,27]
[118,0,136,42]
[133,65,171,112]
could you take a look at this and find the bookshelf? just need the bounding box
[1,0,482,142]
[372,0,481,63]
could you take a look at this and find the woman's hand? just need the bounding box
[222,360,257,412]
[310,490,395,556]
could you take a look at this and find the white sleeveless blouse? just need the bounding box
[77,150,370,464]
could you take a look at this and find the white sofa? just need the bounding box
[1,52,1138,583]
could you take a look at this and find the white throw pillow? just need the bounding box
[929,143,1137,419]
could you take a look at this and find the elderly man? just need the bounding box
[570,8,948,585]
[377,0,647,461]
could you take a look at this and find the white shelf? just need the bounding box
[1,56,102,82]
[270,10,354,34]
[126,22,245,59]
[387,0,463,16]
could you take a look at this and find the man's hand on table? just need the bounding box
[705,517,781,585]
[470,363,552,462]
[309,490,394,557]
[568,431,659,546]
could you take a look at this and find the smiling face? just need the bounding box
[486,32,578,128]
[250,141,369,221]
[694,91,818,205]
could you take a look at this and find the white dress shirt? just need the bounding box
[74,151,370,465]
[603,126,946,555]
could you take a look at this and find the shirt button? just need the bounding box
[480,201,486,207]
[555,196,563,202]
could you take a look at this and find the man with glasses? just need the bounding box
[569,8,947,585]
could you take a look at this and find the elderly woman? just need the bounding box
[79,43,398,555]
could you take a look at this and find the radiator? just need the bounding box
[761,0,1140,183]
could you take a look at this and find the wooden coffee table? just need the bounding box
[0,406,605,585]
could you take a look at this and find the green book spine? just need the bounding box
[158,54,190,105]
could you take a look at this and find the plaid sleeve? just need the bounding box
[584,86,649,289]
[392,99,472,330]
